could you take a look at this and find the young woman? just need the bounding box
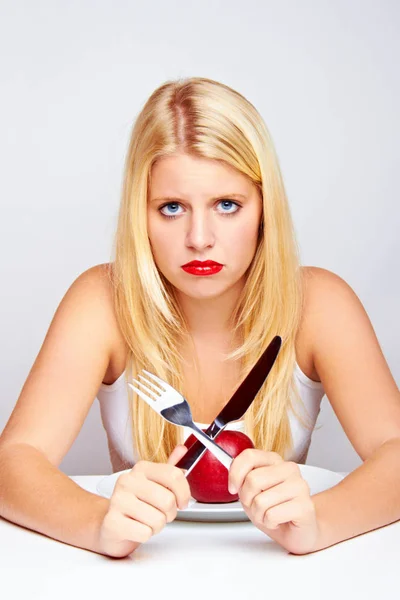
[0,77,399,559]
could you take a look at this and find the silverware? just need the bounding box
[128,372,233,472]
[176,335,282,475]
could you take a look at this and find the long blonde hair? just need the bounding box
[110,77,312,464]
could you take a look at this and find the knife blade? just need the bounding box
[176,335,282,475]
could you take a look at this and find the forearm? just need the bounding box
[312,438,400,551]
[0,443,109,554]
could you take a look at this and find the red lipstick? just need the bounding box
[181,260,223,276]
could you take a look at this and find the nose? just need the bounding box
[185,210,215,250]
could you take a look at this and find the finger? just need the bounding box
[107,509,154,544]
[167,444,189,466]
[262,497,316,530]
[228,449,283,495]
[114,473,180,523]
[246,477,310,523]
[113,494,168,536]
[239,462,302,506]
[130,460,190,510]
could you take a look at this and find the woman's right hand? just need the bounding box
[97,445,190,558]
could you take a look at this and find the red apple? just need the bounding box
[184,430,254,503]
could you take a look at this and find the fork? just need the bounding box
[128,370,233,472]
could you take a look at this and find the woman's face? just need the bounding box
[147,152,263,301]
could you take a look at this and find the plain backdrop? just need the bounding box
[0,0,398,476]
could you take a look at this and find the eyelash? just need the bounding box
[158,200,241,220]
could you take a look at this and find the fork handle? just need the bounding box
[187,424,233,471]
[180,422,226,475]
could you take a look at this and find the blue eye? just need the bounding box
[159,203,183,218]
[159,200,241,220]
[219,200,239,214]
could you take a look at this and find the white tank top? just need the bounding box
[97,363,324,470]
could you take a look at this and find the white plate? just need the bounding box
[96,464,346,523]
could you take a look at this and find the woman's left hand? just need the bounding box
[228,449,321,555]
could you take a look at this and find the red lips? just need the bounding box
[181,260,224,277]
[181,260,223,267]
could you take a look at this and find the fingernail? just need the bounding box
[228,484,237,495]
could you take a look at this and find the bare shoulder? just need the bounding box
[299,268,400,459]
[296,266,359,381]
[300,264,377,376]
[301,264,350,286]
[0,263,127,461]
[75,262,113,292]
[300,265,361,316]
[74,263,129,380]
[70,262,115,318]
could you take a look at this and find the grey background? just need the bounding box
[0,0,398,475]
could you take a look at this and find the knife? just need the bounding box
[176,335,282,475]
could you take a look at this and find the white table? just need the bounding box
[1,474,399,600]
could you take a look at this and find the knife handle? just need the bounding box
[177,421,224,474]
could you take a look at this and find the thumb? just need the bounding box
[167,444,189,466]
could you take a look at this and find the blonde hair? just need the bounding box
[110,77,313,465]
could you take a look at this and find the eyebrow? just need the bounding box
[150,193,248,204]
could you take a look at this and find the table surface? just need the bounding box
[1,474,399,600]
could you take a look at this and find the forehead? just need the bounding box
[149,153,255,197]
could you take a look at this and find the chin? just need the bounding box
[182,288,226,300]
[163,268,244,300]
[185,280,242,301]
[174,279,224,297]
